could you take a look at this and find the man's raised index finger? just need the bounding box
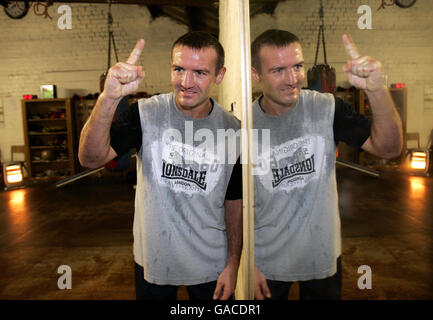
[342,34,361,60]
[126,39,145,65]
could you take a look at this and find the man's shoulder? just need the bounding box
[212,100,241,129]
[136,92,173,113]
[252,96,261,107]
[138,92,172,105]
[300,89,335,109]
[301,89,334,100]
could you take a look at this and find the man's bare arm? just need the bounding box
[342,34,403,159]
[361,87,403,159]
[78,39,145,168]
[224,199,243,268]
[213,199,243,300]
[78,94,121,168]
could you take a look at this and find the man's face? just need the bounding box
[252,42,305,112]
[171,45,225,112]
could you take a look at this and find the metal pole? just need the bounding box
[336,159,380,177]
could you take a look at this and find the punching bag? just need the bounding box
[307,1,336,94]
[307,64,336,94]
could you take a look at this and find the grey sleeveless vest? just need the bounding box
[253,89,341,281]
[134,93,240,285]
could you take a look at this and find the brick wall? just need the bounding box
[0,1,432,162]
[0,3,187,162]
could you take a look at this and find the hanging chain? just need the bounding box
[313,0,327,65]
[106,0,119,72]
[313,23,321,65]
[320,0,328,65]
[106,0,112,71]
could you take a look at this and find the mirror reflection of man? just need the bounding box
[251,29,402,300]
[79,31,242,300]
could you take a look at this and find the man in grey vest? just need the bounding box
[79,31,242,300]
[251,29,402,299]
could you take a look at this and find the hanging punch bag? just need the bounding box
[307,0,336,94]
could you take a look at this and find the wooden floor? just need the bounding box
[0,167,432,300]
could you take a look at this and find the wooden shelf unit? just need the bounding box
[22,98,77,180]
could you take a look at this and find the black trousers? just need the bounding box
[134,263,217,300]
[266,257,342,300]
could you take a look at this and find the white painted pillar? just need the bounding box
[219,0,254,300]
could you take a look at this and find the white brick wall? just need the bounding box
[0,1,432,162]
[0,3,187,162]
[251,0,433,147]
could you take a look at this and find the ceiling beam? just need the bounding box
[48,0,217,6]
[185,6,201,31]
[147,5,164,19]
[35,0,281,36]
[42,0,283,6]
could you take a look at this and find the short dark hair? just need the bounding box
[171,31,225,74]
[251,29,300,72]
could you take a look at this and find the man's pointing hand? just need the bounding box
[103,39,145,99]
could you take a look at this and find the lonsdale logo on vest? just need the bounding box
[257,135,325,192]
[161,160,208,191]
[152,133,223,195]
[272,154,315,188]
